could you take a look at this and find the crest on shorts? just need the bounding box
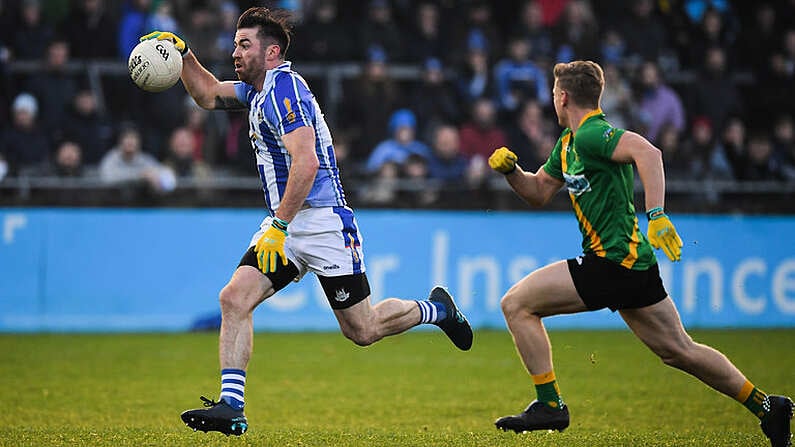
[334,288,350,302]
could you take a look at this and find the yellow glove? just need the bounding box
[255,218,289,273]
[140,31,188,55]
[488,147,518,174]
[646,207,683,262]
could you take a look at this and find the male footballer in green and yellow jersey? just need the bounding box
[488,60,792,446]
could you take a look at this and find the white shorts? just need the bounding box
[248,206,366,280]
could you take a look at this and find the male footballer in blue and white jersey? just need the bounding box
[140,7,472,436]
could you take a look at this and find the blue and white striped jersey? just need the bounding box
[234,61,346,215]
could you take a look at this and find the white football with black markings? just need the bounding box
[128,39,182,92]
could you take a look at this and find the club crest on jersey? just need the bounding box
[603,127,617,141]
[563,173,591,197]
[283,97,296,124]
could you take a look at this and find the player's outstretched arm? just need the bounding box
[488,146,563,207]
[140,31,243,110]
[611,131,683,261]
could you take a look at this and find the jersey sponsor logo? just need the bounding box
[322,264,340,271]
[563,172,592,197]
[603,127,617,141]
[283,97,296,124]
[334,288,350,302]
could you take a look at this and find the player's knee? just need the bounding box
[501,288,529,320]
[656,338,695,369]
[219,283,246,314]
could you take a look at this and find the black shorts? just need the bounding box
[238,247,370,310]
[567,254,668,312]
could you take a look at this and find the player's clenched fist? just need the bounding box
[488,147,518,174]
[646,207,683,262]
[255,218,289,273]
[140,31,189,56]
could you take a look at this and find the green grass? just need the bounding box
[0,329,792,446]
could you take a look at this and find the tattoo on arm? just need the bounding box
[214,95,246,110]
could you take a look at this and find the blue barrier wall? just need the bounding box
[1,208,794,332]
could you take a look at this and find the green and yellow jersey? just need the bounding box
[543,109,657,270]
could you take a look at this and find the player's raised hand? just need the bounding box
[140,31,189,56]
[646,207,683,262]
[255,218,289,273]
[488,147,518,174]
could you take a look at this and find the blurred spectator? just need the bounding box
[62,88,114,166]
[688,46,741,136]
[635,61,686,144]
[600,29,627,66]
[511,0,555,64]
[752,52,795,126]
[657,124,698,181]
[743,132,778,181]
[771,115,795,180]
[455,35,496,106]
[459,97,508,161]
[211,1,240,78]
[506,99,551,173]
[406,2,446,64]
[29,140,85,178]
[365,109,430,173]
[536,0,570,27]
[494,35,550,112]
[359,160,399,205]
[99,125,175,193]
[60,0,118,60]
[687,6,736,67]
[162,127,212,185]
[23,38,80,133]
[680,117,717,175]
[0,93,51,175]
[181,6,218,65]
[449,2,501,65]
[11,0,54,60]
[145,0,179,34]
[715,116,748,180]
[552,0,600,62]
[426,124,469,183]
[400,153,437,207]
[735,3,777,73]
[118,0,152,60]
[290,0,354,62]
[183,97,223,164]
[600,63,635,130]
[339,45,402,162]
[616,0,668,65]
[408,58,460,141]
[358,0,403,61]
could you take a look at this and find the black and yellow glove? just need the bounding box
[488,146,518,174]
[646,207,683,262]
[140,31,188,56]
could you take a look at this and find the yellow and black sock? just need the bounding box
[533,371,564,409]
[736,380,768,419]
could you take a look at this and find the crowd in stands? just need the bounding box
[1,0,795,207]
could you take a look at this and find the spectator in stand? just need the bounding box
[339,45,402,162]
[615,0,668,66]
[688,46,742,136]
[715,116,748,181]
[358,0,403,62]
[506,99,552,173]
[62,88,114,165]
[511,0,555,65]
[99,125,175,193]
[635,61,686,144]
[735,3,778,75]
[552,0,600,62]
[365,109,430,174]
[494,35,550,113]
[210,1,240,78]
[426,124,470,183]
[145,1,179,36]
[181,6,218,66]
[455,33,496,108]
[657,124,697,181]
[183,97,222,165]
[11,0,54,60]
[290,0,354,62]
[0,93,51,175]
[459,97,508,162]
[600,62,635,130]
[680,117,718,178]
[23,38,80,134]
[743,132,778,181]
[60,0,118,60]
[400,153,437,207]
[771,115,795,180]
[408,58,460,142]
[118,0,152,60]
[406,2,446,65]
[687,6,737,67]
[162,127,212,186]
[753,51,795,121]
[29,140,84,178]
[600,29,627,66]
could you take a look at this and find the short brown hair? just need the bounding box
[237,7,292,58]
[553,60,604,109]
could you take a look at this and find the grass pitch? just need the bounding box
[0,329,792,446]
